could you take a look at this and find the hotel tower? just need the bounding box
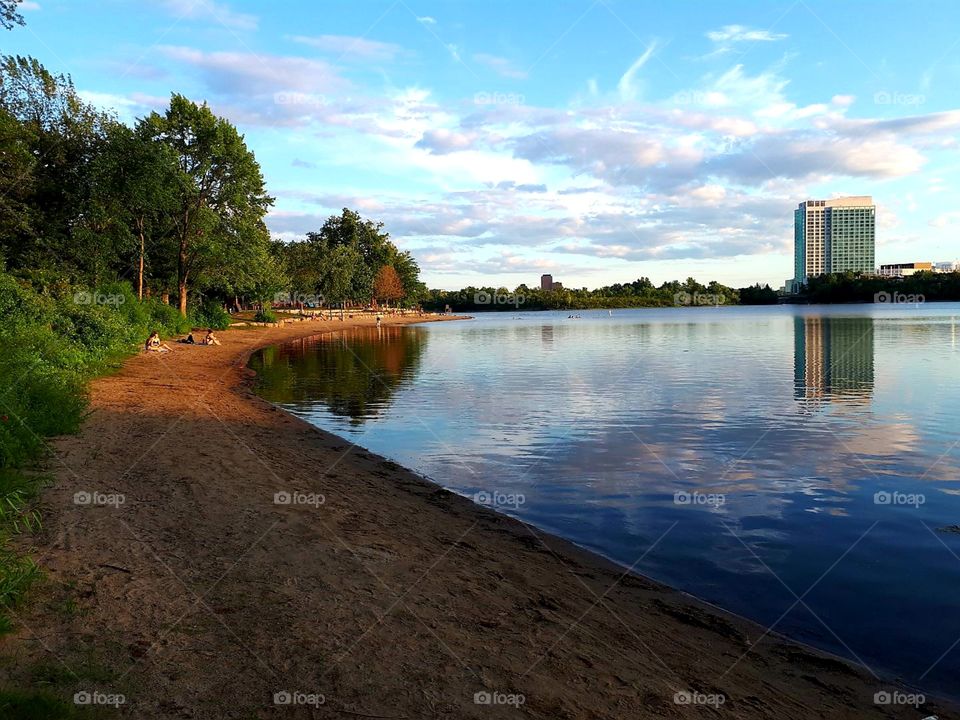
[793,196,875,285]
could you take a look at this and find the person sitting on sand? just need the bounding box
[145,331,172,353]
[203,329,221,346]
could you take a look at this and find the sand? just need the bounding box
[1,314,953,719]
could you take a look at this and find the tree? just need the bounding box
[138,94,273,315]
[90,122,179,298]
[373,265,404,306]
[0,1,24,30]
[0,55,110,277]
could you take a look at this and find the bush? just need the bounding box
[253,307,277,323]
[192,299,231,330]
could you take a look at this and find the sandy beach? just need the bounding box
[1,313,953,719]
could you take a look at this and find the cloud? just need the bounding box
[159,0,258,31]
[292,158,318,169]
[159,46,344,95]
[417,16,437,25]
[473,53,527,79]
[291,34,403,61]
[20,1,40,10]
[617,41,659,101]
[706,25,788,43]
[415,128,479,154]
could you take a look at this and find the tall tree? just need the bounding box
[90,123,179,298]
[0,55,109,277]
[138,94,273,315]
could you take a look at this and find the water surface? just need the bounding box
[250,305,960,696]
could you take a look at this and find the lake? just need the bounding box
[249,304,960,697]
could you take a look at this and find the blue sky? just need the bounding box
[7,0,960,289]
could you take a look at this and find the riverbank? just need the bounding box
[1,314,953,719]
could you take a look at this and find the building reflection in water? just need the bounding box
[541,324,554,348]
[794,316,874,409]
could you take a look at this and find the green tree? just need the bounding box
[0,1,24,30]
[90,122,180,298]
[138,94,274,315]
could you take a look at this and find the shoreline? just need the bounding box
[2,314,954,719]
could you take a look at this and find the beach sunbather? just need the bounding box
[146,331,172,353]
[179,333,195,344]
[203,329,222,346]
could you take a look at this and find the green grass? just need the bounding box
[0,689,110,719]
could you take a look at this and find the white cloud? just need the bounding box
[617,41,659,101]
[706,25,788,43]
[291,34,402,61]
[473,53,527,79]
[159,0,258,31]
[417,16,437,25]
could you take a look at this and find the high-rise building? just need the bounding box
[793,196,875,284]
[540,274,553,291]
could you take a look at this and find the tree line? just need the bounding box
[0,52,425,319]
[424,278,779,311]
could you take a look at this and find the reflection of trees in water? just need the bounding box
[794,316,875,409]
[250,326,428,424]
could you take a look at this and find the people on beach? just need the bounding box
[179,333,195,344]
[376,314,382,328]
[145,331,172,353]
[203,329,221,346]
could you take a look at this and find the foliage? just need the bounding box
[278,209,425,308]
[253,307,277,324]
[422,276,769,311]
[192,299,231,330]
[137,94,275,315]
[801,271,960,303]
[372,265,404,305]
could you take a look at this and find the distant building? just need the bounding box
[540,274,553,291]
[935,261,960,273]
[552,282,563,291]
[878,262,933,278]
[794,196,875,285]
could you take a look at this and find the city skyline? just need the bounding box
[8,1,960,290]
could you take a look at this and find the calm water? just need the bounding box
[250,305,960,695]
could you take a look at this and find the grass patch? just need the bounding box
[0,689,110,719]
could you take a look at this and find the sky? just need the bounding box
[5,0,960,290]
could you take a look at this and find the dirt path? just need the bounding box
[1,314,953,719]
